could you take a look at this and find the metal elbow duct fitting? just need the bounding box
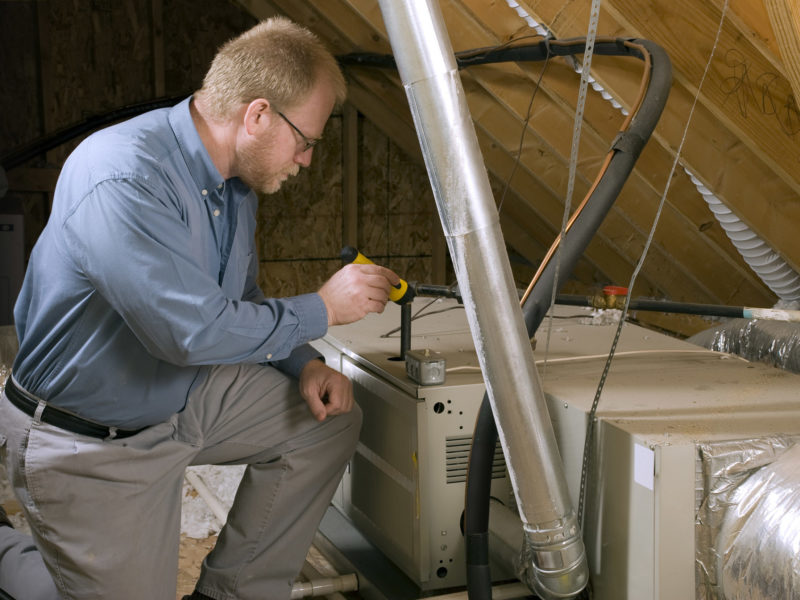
[375,1,588,598]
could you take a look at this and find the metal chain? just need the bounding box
[542,0,602,378]
[576,0,732,528]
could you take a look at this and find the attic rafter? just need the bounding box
[450,0,780,309]
[460,57,771,306]
[764,0,800,105]
[725,0,784,71]
[278,0,773,305]
[602,0,800,193]
[512,0,800,278]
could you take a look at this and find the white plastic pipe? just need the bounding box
[687,169,800,303]
[184,469,228,527]
[290,573,359,599]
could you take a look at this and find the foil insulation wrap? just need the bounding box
[689,318,800,374]
[696,436,800,600]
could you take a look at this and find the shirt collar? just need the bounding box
[168,96,226,196]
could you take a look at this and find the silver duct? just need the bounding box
[696,436,800,600]
[374,2,588,597]
[717,442,800,599]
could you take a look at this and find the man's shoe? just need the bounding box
[0,505,12,528]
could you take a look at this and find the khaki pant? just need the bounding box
[0,363,361,600]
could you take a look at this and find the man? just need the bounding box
[0,17,398,600]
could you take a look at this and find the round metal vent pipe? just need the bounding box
[374,2,588,598]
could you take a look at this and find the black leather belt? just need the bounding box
[4,377,146,440]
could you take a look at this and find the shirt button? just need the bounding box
[201,189,208,196]
[266,353,273,360]
[213,209,220,217]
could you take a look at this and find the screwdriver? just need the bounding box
[340,246,415,305]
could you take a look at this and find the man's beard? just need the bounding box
[235,133,300,195]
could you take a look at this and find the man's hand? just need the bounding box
[299,359,354,421]
[318,263,401,326]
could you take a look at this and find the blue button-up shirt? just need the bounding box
[12,97,328,428]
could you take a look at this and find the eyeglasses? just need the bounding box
[276,111,321,153]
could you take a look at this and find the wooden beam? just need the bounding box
[151,0,165,97]
[601,0,800,194]
[466,59,775,306]
[236,0,779,308]
[725,0,784,70]
[507,0,800,277]
[342,102,359,247]
[6,167,61,193]
[764,0,800,104]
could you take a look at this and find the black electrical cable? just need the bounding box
[520,39,672,334]
[463,400,498,598]
[556,294,748,319]
[1,95,185,171]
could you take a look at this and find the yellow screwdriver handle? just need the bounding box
[340,246,413,304]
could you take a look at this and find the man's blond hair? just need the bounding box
[196,17,346,121]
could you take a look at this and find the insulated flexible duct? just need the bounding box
[374,2,589,598]
[710,440,800,599]
[688,171,800,303]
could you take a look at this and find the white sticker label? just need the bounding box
[634,443,655,491]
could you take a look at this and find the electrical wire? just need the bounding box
[497,48,552,214]
[446,348,742,374]
[379,302,464,338]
